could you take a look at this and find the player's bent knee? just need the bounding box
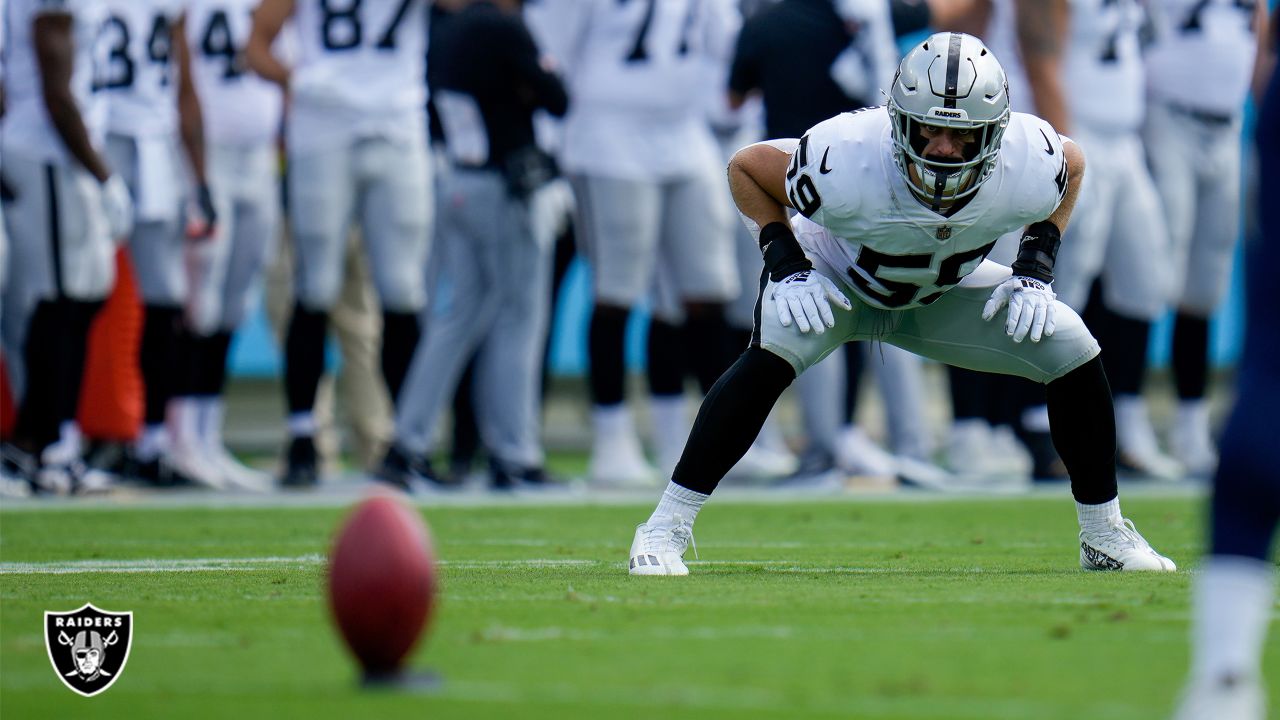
[1036,302,1101,383]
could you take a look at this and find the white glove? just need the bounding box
[772,269,853,334]
[100,174,134,242]
[982,275,1057,343]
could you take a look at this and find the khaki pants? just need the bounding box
[266,229,392,471]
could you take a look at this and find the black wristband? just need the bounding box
[759,221,813,281]
[1011,221,1062,284]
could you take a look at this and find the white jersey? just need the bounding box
[0,0,108,164]
[97,0,186,137]
[1145,0,1258,117]
[186,0,284,146]
[1064,0,1145,133]
[981,0,1034,114]
[785,109,1067,310]
[288,0,428,151]
[531,0,739,180]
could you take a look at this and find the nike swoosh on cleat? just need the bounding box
[1039,128,1055,155]
[819,147,833,174]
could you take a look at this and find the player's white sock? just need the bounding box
[287,412,317,438]
[1191,556,1276,682]
[197,397,223,448]
[648,480,708,528]
[1076,497,1122,530]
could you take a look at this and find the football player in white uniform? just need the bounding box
[248,0,433,488]
[97,0,219,486]
[171,0,288,491]
[532,0,743,486]
[1,0,133,492]
[627,32,1176,576]
[1027,0,1182,479]
[1143,0,1268,477]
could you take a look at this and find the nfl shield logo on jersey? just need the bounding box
[44,604,134,697]
[935,225,952,240]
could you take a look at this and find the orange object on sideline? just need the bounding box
[78,248,144,441]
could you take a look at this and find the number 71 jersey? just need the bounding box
[785,108,1067,310]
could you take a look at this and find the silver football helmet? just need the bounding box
[887,32,1010,206]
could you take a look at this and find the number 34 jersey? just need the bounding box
[98,0,188,138]
[785,108,1068,311]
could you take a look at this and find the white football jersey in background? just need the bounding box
[1,0,108,163]
[786,109,1067,310]
[288,0,428,151]
[981,0,1034,115]
[1145,0,1258,116]
[1063,0,1145,133]
[98,0,187,138]
[186,0,285,146]
[532,0,739,180]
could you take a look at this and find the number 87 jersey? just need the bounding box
[291,0,427,116]
[784,108,1068,311]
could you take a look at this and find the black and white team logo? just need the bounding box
[44,604,133,697]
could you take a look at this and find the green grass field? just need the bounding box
[1,491,1271,720]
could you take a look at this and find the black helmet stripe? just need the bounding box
[944,33,962,108]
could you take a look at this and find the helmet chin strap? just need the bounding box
[928,166,953,212]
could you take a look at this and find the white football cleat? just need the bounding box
[727,439,799,481]
[628,515,695,576]
[589,421,659,488]
[834,426,896,477]
[1116,397,1184,480]
[1172,675,1265,720]
[166,443,227,490]
[1079,517,1177,572]
[206,443,272,492]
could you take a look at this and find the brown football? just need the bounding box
[327,492,437,678]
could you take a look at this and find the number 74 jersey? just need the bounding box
[784,108,1068,311]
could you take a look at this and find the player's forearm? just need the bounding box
[247,0,293,89]
[178,65,208,183]
[246,41,290,89]
[1045,139,1084,234]
[176,27,208,183]
[1016,0,1071,134]
[1251,3,1275,104]
[43,90,110,182]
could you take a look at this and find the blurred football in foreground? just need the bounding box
[328,493,437,679]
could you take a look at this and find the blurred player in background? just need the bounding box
[379,0,568,491]
[173,0,287,491]
[247,0,433,488]
[627,32,1177,576]
[1143,0,1268,478]
[1173,14,1278,718]
[97,0,219,486]
[1,0,133,492]
[1000,0,1181,479]
[532,0,742,487]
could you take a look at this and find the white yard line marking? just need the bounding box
[0,556,606,574]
